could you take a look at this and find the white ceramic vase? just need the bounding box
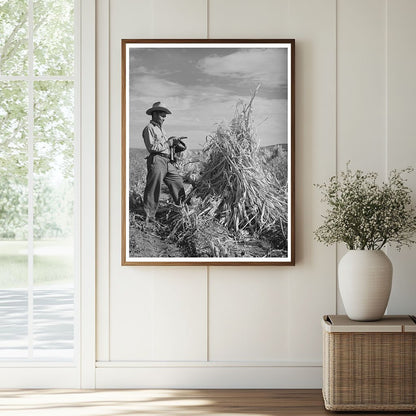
[338,250,393,321]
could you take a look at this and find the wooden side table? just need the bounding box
[322,315,416,411]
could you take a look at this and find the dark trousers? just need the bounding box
[143,154,185,218]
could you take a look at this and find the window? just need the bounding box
[0,0,78,361]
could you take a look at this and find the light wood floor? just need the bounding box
[0,389,413,415]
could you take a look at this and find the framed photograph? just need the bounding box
[122,39,295,265]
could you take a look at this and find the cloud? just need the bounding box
[128,73,288,149]
[128,75,238,148]
[130,75,182,99]
[129,65,173,77]
[197,48,288,88]
[129,74,235,113]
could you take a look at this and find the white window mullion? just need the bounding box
[79,0,96,387]
[73,0,81,370]
[27,92,34,360]
[27,0,34,360]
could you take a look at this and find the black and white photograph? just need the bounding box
[122,40,295,265]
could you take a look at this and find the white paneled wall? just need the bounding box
[209,268,290,362]
[110,268,207,361]
[336,0,388,313]
[337,0,387,172]
[96,0,416,388]
[386,0,416,314]
[209,0,290,37]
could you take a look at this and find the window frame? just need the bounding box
[0,0,96,388]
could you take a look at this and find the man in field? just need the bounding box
[142,102,186,224]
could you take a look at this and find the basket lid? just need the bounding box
[322,315,416,333]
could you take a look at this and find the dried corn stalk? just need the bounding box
[191,86,287,235]
[167,86,288,257]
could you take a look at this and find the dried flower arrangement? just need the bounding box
[314,164,416,250]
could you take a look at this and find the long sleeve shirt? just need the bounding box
[142,121,170,156]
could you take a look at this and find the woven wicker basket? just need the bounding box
[322,315,416,411]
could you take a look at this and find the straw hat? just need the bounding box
[145,101,172,115]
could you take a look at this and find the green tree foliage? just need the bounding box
[0,0,74,240]
[0,82,28,238]
[0,177,27,239]
[0,81,28,178]
[0,0,28,75]
[34,81,74,178]
[33,0,74,75]
[34,177,73,239]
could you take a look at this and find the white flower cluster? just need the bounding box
[314,164,416,250]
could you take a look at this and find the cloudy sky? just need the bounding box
[128,44,289,149]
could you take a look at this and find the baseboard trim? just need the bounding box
[96,366,323,388]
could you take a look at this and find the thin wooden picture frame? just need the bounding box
[122,39,295,266]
